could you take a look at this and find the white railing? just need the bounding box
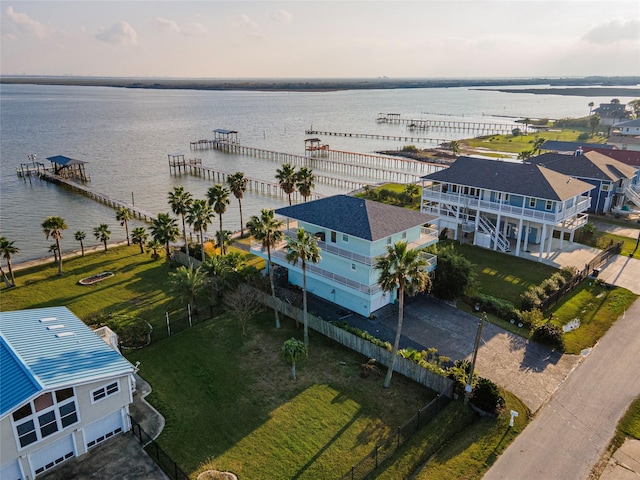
[625,185,640,208]
[477,215,510,252]
[94,326,120,352]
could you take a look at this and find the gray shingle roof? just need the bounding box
[530,151,637,181]
[275,195,436,241]
[613,118,640,128]
[540,141,614,152]
[422,156,594,201]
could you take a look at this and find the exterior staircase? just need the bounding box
[625,185,640,209]
[478,215,511,252]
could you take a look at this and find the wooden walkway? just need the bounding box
[188,141,446,183]
[39,172,157,223]
[376,113,519,134]
[305,129,445,145]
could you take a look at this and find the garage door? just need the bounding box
[29,434,75,476]
[84,411,124,449]
[0,459,23,480]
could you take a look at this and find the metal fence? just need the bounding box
[540,241,622,311]
[338,385,453,480]
[149,302,220,343]
[129,416,189,480]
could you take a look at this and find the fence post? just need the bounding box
[351,466,354,480]
[175,462,179,480]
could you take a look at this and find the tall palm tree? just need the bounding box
[588,101,595,116]
[286,227,321,346]
[207,184,231,255]
[0,236,19,286]
[150,213,180,263]
[227,172,248,237]
[276,163,297,205]
[296,167,316,202]
[74,231,86,256]
[215,229,233,256]
[168,187,194,259]
[93,224,111,252]
[131,226,148,254]
[247,209,284,328]
[169,264,208,315]
[449,140,460,156]
[375,241,431,388]
[186,199,215,262]
[42,216,67,276]
[404,183,420,204]
[116,207,132,246]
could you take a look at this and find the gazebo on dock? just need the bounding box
[46,155,89,181]
[304,138,329,156]
[213,129,239,145]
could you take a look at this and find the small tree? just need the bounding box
[279,337,308,380]
[471,377,505,414]
[93,224,111,252]
[74,231,86,257]
[224,284,263,335]
[131,227,148,254]
[0,237,19,287]
[147,239,162,260]
[169,264,208,315]
[432,245,475,301]
[42,216,67,276]
[589,114,600,135]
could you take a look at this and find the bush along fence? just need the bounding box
[250,287,455,397]
[129,416,189,480]
[338,386,453,480]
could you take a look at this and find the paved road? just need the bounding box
[483,298,640,480]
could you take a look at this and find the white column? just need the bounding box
[523,221,530,252]
[547,226,553,256]
[515,218,523,256]
[539,223,547,262]
[473,210,480,246]
[494,214,501,251]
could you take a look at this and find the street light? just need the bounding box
[465,311,486,405]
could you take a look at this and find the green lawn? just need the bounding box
[462,130,606,155]
[450,243,556,306]
[616,396,640,445]
[550,281,637,354]
[373,391,529,480]
[588,231,640,259]
[128,313,437,478]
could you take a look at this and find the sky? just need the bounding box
[1,1,639,79]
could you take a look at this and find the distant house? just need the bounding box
[0,307,136,480]
[540,141,613,154]
[250,195,439,317]
[594,102,631,126]
[529,150,640,213]
[607,118,640,151]
[420,157,594,261]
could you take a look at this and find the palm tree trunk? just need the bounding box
[0,264,11,288]
[383,286,404,388]
[165,242,171,263]
[55,238,62,276]
[125,221,130,246]
[7,259,15,286]
[267,251,280,329]
[181,214,190,258]
[238,200,244,237]
[200,227,205,262]
[302,263,309,346]
[103,240,108,252]
[219,216,224,255]
[80,241,85,257]
[139,242,144,254]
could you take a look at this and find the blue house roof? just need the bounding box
[0,307,134,418]
[276,194,436,241]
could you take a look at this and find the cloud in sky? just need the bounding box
[583,18,640,45]
[4,6,50,38]
[95,21,138,46]
[153,16,207,36]
[270,10,293,24]
[230,14,258,29]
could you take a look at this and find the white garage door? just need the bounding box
[0,459,23,480]
[29,434,75,476]
[84,411,124,449]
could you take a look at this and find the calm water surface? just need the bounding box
[1,83,636,261]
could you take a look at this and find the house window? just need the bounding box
[529,198,536,208]
[386,237,392,245]
[91,381,120,403]
[402,232,407,239]
[601,183,610,192]
[12,389,78,449]
[342,234,349,242]
[330,231,337,243]
[545,201,553,211]
[351,264,356,271]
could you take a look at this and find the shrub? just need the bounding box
[550,271,567,289]
[512,128,522,136]
[578,132,590,141]
[470,293,518,320]
[518,308,544,329]
[540,276,561,295]
[521,285,544,311]
[333,321,392,351]
[532,322,565,351]
[402,145,418,152]
[471,377,505,414]
[559,266,578,281]
[446,359,474,396]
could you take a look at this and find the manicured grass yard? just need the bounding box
[462,130,606,155]
[128,313,437,478]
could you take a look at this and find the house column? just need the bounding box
[547,226,554,256]
[523,221,530,252]
[559,220,566,249]
[538,223,547,262]
[493,214,501,251]
[515,218,523,256]
[473,210,480,246]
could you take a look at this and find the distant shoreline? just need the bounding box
[1,76,639,95]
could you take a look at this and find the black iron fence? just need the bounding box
[129,416,189,480]
[338,384,453,480]
[540,241,622,311]
[149,302,221,343]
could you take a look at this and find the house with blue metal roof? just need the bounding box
[0,307,135,479]
[250,195,439,317]
[420,157,595,261]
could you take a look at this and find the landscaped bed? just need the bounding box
[78,271,114,285]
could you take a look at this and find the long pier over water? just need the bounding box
[376,113,519,135]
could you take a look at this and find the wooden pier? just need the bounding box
[188,140,446,183]
[304,129,445,145]
[376,113,519,135]
[39,172,157,223]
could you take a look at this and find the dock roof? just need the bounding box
[0,307,134,418]
[46,155,88,166]
[276,194,437,241]
[213,129,238,134]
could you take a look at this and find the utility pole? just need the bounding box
[465,312,486,405]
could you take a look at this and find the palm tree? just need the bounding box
[74,231,86,256]
[227,172,248,237]
[0,262,11,288]
[247,209,284,328]
[169,264,208,315]
[280,337,308,380]
[532,137,545,156]
[42,216,67,276]
[202,254,235,306]
[404,183,420,204]
[588,101,595,116]
[150,213,180,263]
[522,117,532,133]
[589,114,601,135]
[93,224,111,252]
[449,140,460,155]
[276,163,297,205]
[116,207,132,246]
[0,237,19,286]
[207,184,231,254]
[147,239,163,260]
[186,199,214,262]
[131,226,148,253]
[375,241,431,388]
[286,227,321,346]
[296,167,316,202]
[49,243,59,263]
[168,187,194,258]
